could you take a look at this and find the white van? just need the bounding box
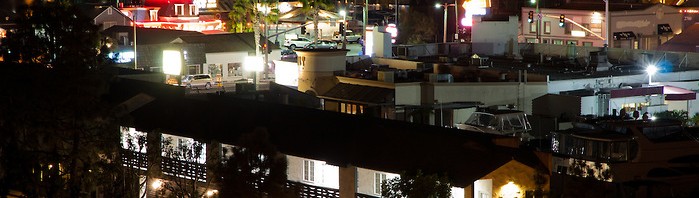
[182,74,213,89]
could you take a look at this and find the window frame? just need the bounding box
[544,21,551,34]
[374,172,387,195]
[303,160,315,182]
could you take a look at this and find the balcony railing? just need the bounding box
[161,156,207,182]
[122,150,378,198]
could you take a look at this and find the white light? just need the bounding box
[151,179,163,189]
[435,3,441,8]
[244,56,263,72]
[530,0,536,4]
[646,65,658,75]
[646,65,658,84]
[206,190,218,197]
[339,10,346,17]
[163,50,182,75]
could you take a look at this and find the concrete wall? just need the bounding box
[296,50,349,95]
[472,16,519,56]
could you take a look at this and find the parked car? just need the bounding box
[181,74,213,89]
[304,40,338,49]
[284,37,312,49]
[281,49,297,61]
[332,30,362,43]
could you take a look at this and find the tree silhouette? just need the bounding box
[219,128,298,197]
[381,170,452,198]
[0,0,103,70]
[0,1,117,197]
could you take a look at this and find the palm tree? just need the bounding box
[227,0,254,33]
[300,0,335,42]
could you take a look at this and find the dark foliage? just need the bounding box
[219,128,298,198]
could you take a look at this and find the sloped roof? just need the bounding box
[319,83,394,105]
[110,78,548,187]
[174,33,281,53]
[657,23,699,52]
[103,25,203,45]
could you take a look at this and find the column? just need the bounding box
[339,164,357,198]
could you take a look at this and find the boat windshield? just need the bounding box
[465,112,531,132]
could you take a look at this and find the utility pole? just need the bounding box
[536,0,542,43]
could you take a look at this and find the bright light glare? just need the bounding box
[206,190,218,197]
[339,10,346,17]
[152,179,163,189]
[646,65,658,75]
[244,56,263,72]
[500,181,521,198]
[530,0,536,4]
[435,3,441,8]
[163,50,182,75]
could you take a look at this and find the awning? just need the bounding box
[658,24,673,35]
[610,86,663,98]
[664,85,696,101]
[613,31,636,40]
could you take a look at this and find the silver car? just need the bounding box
[181,74,214,89]
[304,40,338,49]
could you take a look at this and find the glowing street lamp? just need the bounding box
[339,10,347,49]
[435,2,457,43]
[245,56,263,87]
[646,64,658,84]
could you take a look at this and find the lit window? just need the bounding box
[374,172,387,195]
[303,160,315,182]
[544,21,551,34]
[529,22,536,33]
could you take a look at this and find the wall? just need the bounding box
[372,57,423,70]
[205,51,248,81]
[356,167,399,197]
[610,4,681,49]
[395,82,423,105]
[433,82,548,114]
[472,16,519,56]
[95,7,132,30]
[296,50,349,95]
[519,8,605,47]
[286,155,339,189]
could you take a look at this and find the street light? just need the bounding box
[339,10,347,50]
[646,64,658,84]
[244,56,263,88]
[435,2,456,43]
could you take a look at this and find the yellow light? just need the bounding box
[499,181,521,198]
[152,179,163,189]
[206,190,218,197]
